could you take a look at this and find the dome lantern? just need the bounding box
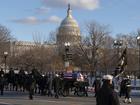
[67,4,72,18]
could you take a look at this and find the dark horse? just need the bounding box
[18,69,26,91]
[62,77,89,97]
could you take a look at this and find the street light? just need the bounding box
[113,40,123,76]
[113,40,123,48]
[64,42,70,47]
[64,42,71,72]
[137,35,140,78]
[4,51,8,73]
[113,40,123,59]
[64,42,70,55]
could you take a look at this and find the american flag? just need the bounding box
[119,47,127,67]
[114,47,127,77]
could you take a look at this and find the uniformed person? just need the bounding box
[119,78,125,97]
[96,75,120,105]
[27,74,36,100]
[53,74,61,98]
[47,74,53,97]
[123,75,132,104]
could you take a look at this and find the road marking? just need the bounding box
[0,102,13,105]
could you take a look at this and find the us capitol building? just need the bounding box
[10,4,81,55]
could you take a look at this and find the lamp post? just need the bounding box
[137,35,140,78]
[4,51,8,73]
[113,40,123,76]
[113,40,123,60]
[64,42,71,72]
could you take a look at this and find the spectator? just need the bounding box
[92,77,101,97]
[96,75,120,105]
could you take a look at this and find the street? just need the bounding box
[0,91,140,105]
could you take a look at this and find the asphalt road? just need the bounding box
[0,91,139,105]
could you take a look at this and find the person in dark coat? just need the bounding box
[0,68,5,94]
[53,74,61,98]
[47,74,53,97]
[0,74,5,95]
[27,74,36,100]
[39,75,47,96]
[18,68,26,91]
[92,77,101,97]
[123,76,132,103]
[96,75,120,105]
[8,68,15,91]
[0,68,4,76]
[119,78,125,97]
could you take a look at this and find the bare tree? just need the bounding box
[73,21,110,75]
[10,31,63,72]
[0,25,11,42]
[99,35,114,74]
[47,30,57,44]
[115,33,138,73]
[0,24,13,66]
[32,31,47,45]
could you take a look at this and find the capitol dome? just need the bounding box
[60,9,79,28]
[57,4,81,46]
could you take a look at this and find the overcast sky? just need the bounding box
[0,0,140,41]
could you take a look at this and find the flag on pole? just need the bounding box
[114,47,127,77]
[119,47,127,67]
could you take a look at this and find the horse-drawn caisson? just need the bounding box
[0,67,89,98]
[62,72,89,96]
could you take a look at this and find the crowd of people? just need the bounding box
[0,67,133,105]
[0,68,89,99]
[93,75,132,105]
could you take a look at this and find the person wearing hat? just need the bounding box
[96,75,120,105]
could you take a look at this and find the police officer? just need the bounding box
[96,75,120,105]
[123,75,132,103]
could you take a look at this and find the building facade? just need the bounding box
[10,4,81,55]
